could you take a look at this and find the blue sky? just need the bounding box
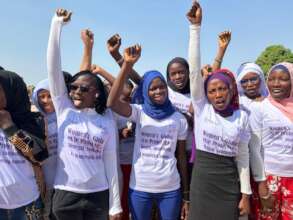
[1,0,292,85]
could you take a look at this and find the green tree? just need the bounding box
[256,45,293,76]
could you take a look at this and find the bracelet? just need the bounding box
[117,57,124,65]
[182,199,190,204]
[214,58,222,63]
[260,192,271,200]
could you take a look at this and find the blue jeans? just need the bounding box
[129,188,181,220]
[0,197,43,220]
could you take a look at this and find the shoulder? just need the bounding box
[171,111,188,125]
[233,108,250,124]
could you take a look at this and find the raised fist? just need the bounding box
[107,34,121,54]
[56,8,72,22]
[186,2,202,25]
[218,31,231,50]
[81,29,94,48]
[123,44,141,65]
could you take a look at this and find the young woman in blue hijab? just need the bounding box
[107,45,190,220]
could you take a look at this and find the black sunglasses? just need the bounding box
[69,84,95,93]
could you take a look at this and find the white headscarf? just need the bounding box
[236,62,268,97]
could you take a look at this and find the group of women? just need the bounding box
[0,2,292,220]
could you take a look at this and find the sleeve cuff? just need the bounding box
[190,24,201,30]
[109,206,123,216]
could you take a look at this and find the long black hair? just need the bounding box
[0,70,45,139]
[71,71,107,115]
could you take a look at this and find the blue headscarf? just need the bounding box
[132,70,175,120]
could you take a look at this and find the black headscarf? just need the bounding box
[166,57,190,94]
[71,71,108,115]
[62,71,73,92]
[0,70,45,139]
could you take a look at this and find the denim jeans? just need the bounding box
[129,188,181,220]
[0,197,43,220]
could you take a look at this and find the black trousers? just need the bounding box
[52,189,109,220]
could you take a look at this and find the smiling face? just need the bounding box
[168,62,189,90]
[0,84,7,110]
[267,68,291,100]
[37,89,55,113]
[240,72,261,99]
[148,77,168,105]
[207,78,231,111]
[69,75,98,109]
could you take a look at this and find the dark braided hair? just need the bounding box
[71,71,107,115]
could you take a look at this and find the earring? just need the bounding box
[95,93,99,98]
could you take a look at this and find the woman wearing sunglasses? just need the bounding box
[236,62,268,107]
[235,63,271,220]
[47,9,122,220]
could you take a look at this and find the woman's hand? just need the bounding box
[109,212,122,220]
[258,181,275,213]
[81,29,94,49]
[201,64,212,80]
[56,8,72,22]
[186,2,202,25]
[181,201,189,220]
[218,31,231,51]
[123,44,141,66]
[238,194,250,216]
[91,64,103,74]
[107,34,122,56]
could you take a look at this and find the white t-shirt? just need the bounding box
[128,104,188,193]
[188,23,251,194]
[239,96,254,111]
[194,99,250,157]
[250,99,293,177]
[168,88,193,151]
[47,14,121,215]
[117,116,134,165]
[43,113,58,189]
[53,96,116,193]
[0,130,39,209]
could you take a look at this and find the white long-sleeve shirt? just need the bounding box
[238,97,266,182]
[47,15,121,215]
[188,24,251,194]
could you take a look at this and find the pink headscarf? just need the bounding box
[267,62,293,122]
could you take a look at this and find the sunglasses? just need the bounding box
[240,76,259,85]
[69,84,95,93]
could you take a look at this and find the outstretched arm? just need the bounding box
[187,2,203,103]
[107,45,141,117]
[91,64,116,86]
[47,9,72,98]
[212,31,231,71]
[107,34,142,84]
[79,29,94,71]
